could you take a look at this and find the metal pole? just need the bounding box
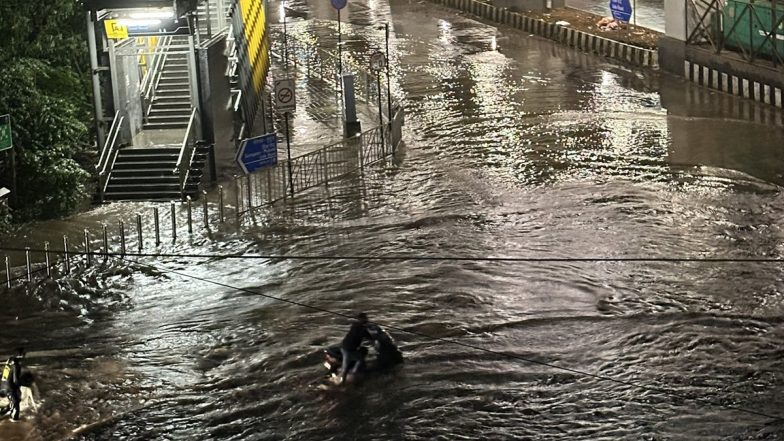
[338,9,343,79]
[285,113,294,197]
[170,201,177,242]
[136,214,143,251]
[219,185,225,223]
[202,190,210,230]
[284,6,289,69]
[63,236,71,274]
[102,224,109,260]
[235,176,241,225]
[25,247,31,282]
[44,241,51,277]
[376,73,385,157]
[153,208,161,246]
[119,221,126,258]
[247,173,253,210]
[84,229,92,266]
[4,256,10,288]
[86,11,105,148]
[385,23,393,132]
[187,196,193,234]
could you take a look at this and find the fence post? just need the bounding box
[202,190,210,230]
[246,174,253,211]
[4,256,9,288]
[44,241,51,277]
[219,185,225,223]
[63,236,70,275]
[171,201,177,243]
[119,221,126,258]
[235,175,241,225]
[153,207,161,247]
[187,196,193,234]
[137,214,143,252]
[84,229,92,266]
[102,224,109,261]
[25,247,31,282]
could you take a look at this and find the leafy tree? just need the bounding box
[0,0,93,224]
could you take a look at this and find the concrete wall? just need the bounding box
[664,0,685,41]
[492,0,564,13]
[197,34,235,180]
[430,0,659,68]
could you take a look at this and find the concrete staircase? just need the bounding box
[144,42,192,130]
[103,145,210,201]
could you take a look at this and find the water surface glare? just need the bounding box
[1,0,784,439]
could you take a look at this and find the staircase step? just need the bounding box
[156,88,191,96]
[115,153,180,163]
[147,114,192,123]
[149,102,192,111]
[118,147,181,155]
[143,122,190,130]
[103,191,183,201]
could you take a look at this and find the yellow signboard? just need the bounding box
[104,20,129,39]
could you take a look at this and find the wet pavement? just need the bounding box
[1,0,784,439]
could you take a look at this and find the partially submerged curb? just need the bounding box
[428,0,659,69]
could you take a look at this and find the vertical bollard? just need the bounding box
[170,201,177,243]
[4,256,10,288]
[218,185,225,223]
[84,229,92,266]
[136,214,143,252]
[102,224,109,261]
[119,221,126,258]
[235,176,241,226]
[202,190,209,230]
[187,196,193,234]
[25,247,31,282]
[63,236,71,275]
[153,207,161,247]
[44,241,51,277]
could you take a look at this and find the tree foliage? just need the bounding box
[0,0,92,224]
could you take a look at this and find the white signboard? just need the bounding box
[274,78,296,113]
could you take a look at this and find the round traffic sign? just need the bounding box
[369,51,386,72]
[278,87,293,104]
[331,0,347,9]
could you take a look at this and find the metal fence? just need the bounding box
[686,0,784,66]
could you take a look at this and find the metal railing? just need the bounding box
[173,108,201,198]
[141,36,174,119]
[686,0,784,65]
[239,124,392,212]
[96,112,125,203]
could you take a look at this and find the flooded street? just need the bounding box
[2,0,784,439]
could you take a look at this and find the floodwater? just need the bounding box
[2,0,784,439]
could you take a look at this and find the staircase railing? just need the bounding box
[173,107,201,198]
[142,35,173,120]
[97,111,125,203]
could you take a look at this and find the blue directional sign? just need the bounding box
[235,133,278,174]
[609,0,632,23]
[331,0,347,10]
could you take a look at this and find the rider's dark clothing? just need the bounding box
[341,321,372,352]
[340,319,372,383]
[1,357,22,421]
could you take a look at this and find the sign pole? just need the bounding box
[385,23,392,124]
[376,73,385,156]
[338,9,342,79]
[284,112,294,198]
[10,149,16,206]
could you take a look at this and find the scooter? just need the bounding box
[322,324,403,382]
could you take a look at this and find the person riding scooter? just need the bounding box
[0,349,25,421]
